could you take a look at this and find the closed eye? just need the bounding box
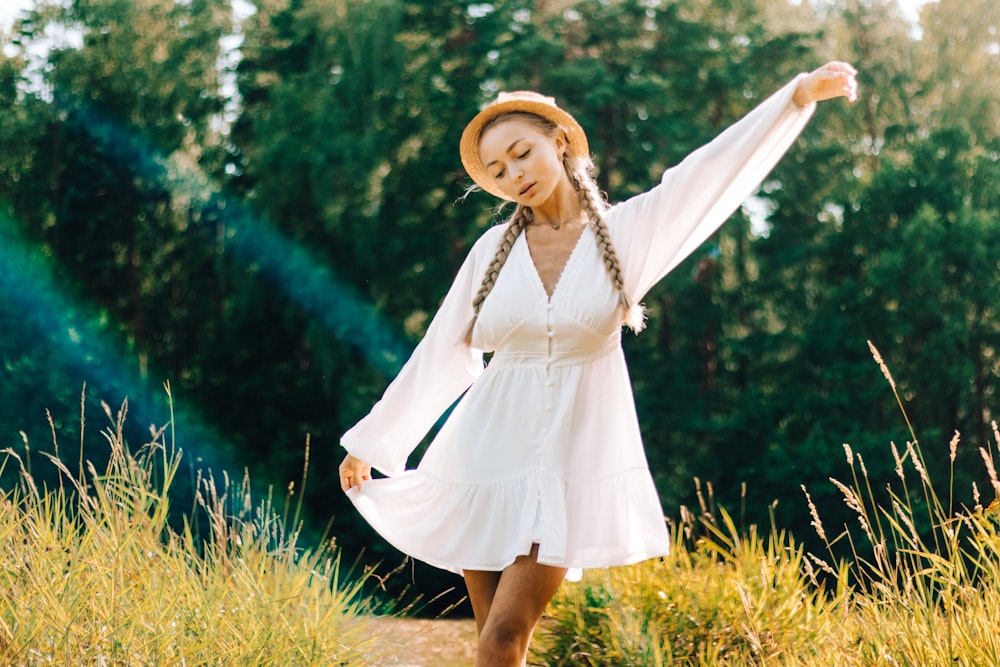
[491,147,531,181]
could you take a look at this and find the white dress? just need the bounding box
[341,76,815,576]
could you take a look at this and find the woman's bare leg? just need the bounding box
[464,568,502,635]
[468,544,567,667]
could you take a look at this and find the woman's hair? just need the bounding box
[462,112,645,345]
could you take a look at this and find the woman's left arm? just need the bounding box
[793,61,859,107]
[609,61,858,303]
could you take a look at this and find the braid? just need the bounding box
[461,206,532,345]
[565,155,646,333]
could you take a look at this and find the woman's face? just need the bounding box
[478,119,568,205]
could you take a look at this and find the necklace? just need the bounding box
[536,217,577,231]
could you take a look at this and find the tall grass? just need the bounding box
[533,342,1000,666]
[798,342,1000,665]
[532,508,853,666]
[0,386,382,665]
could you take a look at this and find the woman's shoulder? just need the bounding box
[469,221,508,254]
[478,221,509,241]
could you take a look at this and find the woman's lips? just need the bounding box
[519,181,537,196]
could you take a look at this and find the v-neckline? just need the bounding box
[522,225,589,301]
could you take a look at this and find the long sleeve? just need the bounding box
[340,236,492,477]
[608,74,816,302]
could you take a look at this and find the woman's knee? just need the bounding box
[479,616,531,658]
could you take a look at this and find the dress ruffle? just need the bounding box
[347,466,670,575]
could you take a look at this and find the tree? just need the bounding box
[2,0,998,611]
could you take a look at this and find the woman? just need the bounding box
[340,62,858,666]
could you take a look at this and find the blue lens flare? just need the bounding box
[0,102,414,481]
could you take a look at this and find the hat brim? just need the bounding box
[460,95,589,201]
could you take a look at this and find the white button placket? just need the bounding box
[544,304,555,415]
[536,303,556,542]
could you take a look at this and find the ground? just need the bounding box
[366,616,478,666]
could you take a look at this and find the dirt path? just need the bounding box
[366,617,478,666]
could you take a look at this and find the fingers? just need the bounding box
[339,469,354,492]
[801,64,859,105]
[819,61,857,76]
[820,61,859,103]
[339,456,373,492]
[846,75,859,103]
[340,466,362,492]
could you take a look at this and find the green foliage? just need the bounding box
[1,0,999,607]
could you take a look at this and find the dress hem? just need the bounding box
[406,546,672,580]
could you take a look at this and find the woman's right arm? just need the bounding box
[338,229,500,481]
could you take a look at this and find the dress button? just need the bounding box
[548,331,555,338]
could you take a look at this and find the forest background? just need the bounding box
[0,0,998,613]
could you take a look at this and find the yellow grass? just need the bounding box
[533,342,1000,666]
[0,386,383,665]
[7,343,1000,665]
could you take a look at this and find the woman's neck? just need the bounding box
[530,179,583,229]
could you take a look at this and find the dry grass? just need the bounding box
[533,341,1000,666]
[7,342,1000,666]
[532,512,852,666]
[797,342,1000,665]
[364,617,477,666]
[0,384,381,665]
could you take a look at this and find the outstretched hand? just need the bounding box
[793,61,859,108]
[339,453,372,492]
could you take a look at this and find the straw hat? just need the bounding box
[460,91,589,200]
